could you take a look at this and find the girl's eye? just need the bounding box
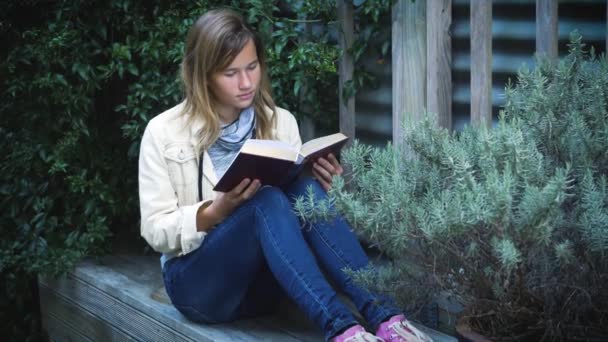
[247,64,258,70]
[224,72,237,77]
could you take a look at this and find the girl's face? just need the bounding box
[211,39,261,122]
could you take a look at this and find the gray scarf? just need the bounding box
[208,107,256,179]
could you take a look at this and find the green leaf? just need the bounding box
[73,64,88,81]
[127,63,139,76]
[294,78,302,97]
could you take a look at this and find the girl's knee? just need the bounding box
[288,176,327,200]
[250,186,300,229]
[254,186,291,210]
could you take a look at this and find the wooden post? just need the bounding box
[536,0,558,59]
[426,0,452,130]
[470,0,492,128]
[392,0,426,146]
[299,22,315,142]
[337,0,355,143]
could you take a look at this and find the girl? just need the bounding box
[138,8,432,342]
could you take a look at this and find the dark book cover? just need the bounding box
[213,153,296,192]
[213,133,349,192]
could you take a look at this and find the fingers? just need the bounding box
[213,179,259,220]
[313,161,333,184]
[316,154,343,176]
[229,178,260,200]
[240,179,260,200]
[312,154,344,191]
[312,167,331,191]
[326,153,343,175]
[315,157,336,175]
[231,178,252,195]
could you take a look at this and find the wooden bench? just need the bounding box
[39,253,457,341]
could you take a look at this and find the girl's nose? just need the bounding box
[239,71,251,90]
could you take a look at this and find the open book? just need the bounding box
[213,132,349,192]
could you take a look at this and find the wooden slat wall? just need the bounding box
[299,21,316,143]
[470,0,492,128]
[356,0,606,146]
[536,0,559,59]
[392,0,426,146]
[426,0,453,130]
[337,0,355,144]
[452,0,605,130]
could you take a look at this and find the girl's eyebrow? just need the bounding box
[224,60,259,72]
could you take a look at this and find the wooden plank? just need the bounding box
[39,253,456,342]
[426,0,453,129]
[337,0,355,143]
[39,257,314,342]
[470,0,492,128]
[536,0,558,59]
[40,274,198,342]
[392,0,426,146]
[40,284,136,342]
[43,312,94,342]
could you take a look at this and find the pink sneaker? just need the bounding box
[333,324,385,342]
[375,314,433,342]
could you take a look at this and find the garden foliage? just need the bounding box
[296,34,608,340]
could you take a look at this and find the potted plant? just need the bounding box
[295,33,608,340]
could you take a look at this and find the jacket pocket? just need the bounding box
[164,143,198,205]
[164,143,197,187]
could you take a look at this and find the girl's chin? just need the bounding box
[236,98,254,108]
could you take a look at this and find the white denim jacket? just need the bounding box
[138,102,302,260]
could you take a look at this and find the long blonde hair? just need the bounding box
[180,8,277,152]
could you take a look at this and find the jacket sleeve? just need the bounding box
[138,123,210,255]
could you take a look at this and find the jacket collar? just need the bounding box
[186,114,219,187]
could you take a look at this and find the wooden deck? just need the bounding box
[39,253,457,341]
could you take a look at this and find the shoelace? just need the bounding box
[387,320,433,342]
[344,331,385,342]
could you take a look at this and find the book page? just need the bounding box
[300,133,348,158]
[241,139,299,162]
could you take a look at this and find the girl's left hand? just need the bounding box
[312,153,344,191]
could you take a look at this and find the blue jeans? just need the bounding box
[162,177,400,341]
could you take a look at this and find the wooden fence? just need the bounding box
[336,0,605,146]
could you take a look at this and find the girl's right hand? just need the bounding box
[196,178,260,232]
[210,178,261,222]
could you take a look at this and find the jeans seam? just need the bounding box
[311,223,397,324]
[310,223,354,270]
[254,204,344,334]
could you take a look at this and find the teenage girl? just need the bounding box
[138,8,432,342]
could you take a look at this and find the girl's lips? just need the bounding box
[237,91,254,100]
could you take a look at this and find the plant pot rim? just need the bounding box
[455,319,493,342]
